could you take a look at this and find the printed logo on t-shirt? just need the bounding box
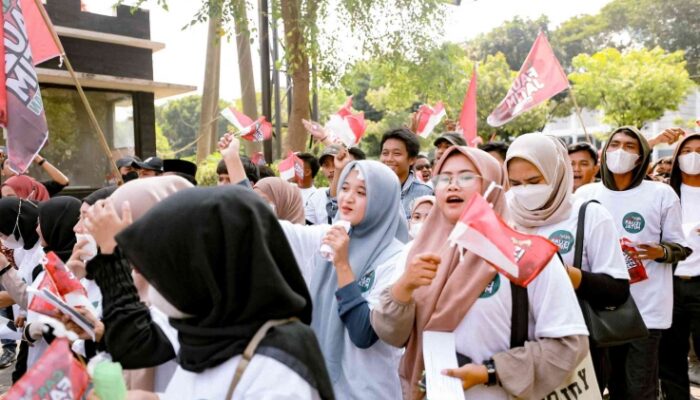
[479,275,500,298]
[358,270,375,293]
[548,230,575,254]
[622,212,645,234]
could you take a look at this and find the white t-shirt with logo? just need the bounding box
[159,354,320,400]
[305,188,331,225]
[534,198,629,279]
[575,180,686,329]
[279,221,404,400]
[675,184,700,276]
[454,255,589,399]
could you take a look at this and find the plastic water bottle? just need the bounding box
[320,220,351,261]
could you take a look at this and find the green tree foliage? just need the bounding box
[570,47,694,128]
[155,95,230,157]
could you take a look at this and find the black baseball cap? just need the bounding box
[117,155,141,169]
[133,156,164,172]
[433,132,467,147]
[163,159,197,177]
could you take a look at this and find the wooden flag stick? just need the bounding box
[33,0,123,184]
[568,87,592,144]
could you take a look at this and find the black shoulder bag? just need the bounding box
[573,200,648,347]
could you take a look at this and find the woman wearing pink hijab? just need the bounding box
[1,175,50,202]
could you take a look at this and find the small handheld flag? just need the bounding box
[220,107,273,142]
[325,97,367,147]
[279,151,304,183]
[414,102,446,138]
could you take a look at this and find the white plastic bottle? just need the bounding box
[319,220,352,261]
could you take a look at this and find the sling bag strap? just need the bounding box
[574,200,600,269]
[510,281,529,348]
[226,317,299,399]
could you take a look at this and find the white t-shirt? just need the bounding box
[534,198,629,279]
[455,256,589,399]
[300,187,318,215]
[279,221,404,400]
[576,180,686,329]
[675,184,700,276]
[159,354,320,400]
[305,189,330,225]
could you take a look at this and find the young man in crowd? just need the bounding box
[478,141,509,166]
[295,153,321,206]
[217,155,259,186]
[576,126,691,399]
[380,128,433,219]
[413,154,432,186]
[133,156,164,178]
[568,142,600,192]
[433,131,466,163]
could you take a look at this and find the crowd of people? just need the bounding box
[0,123,696,400]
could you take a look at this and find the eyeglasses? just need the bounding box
[415,164,431,171]
[432,172,482,188]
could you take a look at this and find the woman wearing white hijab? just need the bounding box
[279,156,409,400]
[505,133,630,391]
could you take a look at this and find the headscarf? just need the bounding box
[505,133,574,230]
[38,197,81,262]
[401,146,508,399]
[114,186,334,399]
[2,175,50,202]
[0,198,40,250]
[108,176,193,220]
[83,186,117,206]
[670,133,700,198]
[311,160,409,382]
[253,177,306,224]
[410,195,436,215]
[600,126,651,191]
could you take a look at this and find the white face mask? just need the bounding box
[510,184,553,211]
[75,233,98,262]
[1,235,24,250]
[606,149,640,174]
[678,152,700,175]
[148,285,193,319]
[409,222,424,238]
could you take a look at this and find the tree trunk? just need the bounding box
[280,0,310,152]
[234,0,260,156]
[196,14,222,163]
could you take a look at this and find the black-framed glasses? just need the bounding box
[432,172,482,188]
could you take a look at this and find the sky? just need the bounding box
[82,0,612,103]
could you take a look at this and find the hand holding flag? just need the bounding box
[324,97,367,147]
[220,107,273,142]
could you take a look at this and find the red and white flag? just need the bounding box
[279,151,304,183]
[457,66,478,145]
[414,102,446,138]
[487,32,569,127]
[0,0,62,173]
[220,107,273,142]
[448,191,559,287]
[325,97,366,147]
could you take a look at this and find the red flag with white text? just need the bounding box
[220,107,273,142]
[0,0,61,173]
[487,32,569,127]
[448,192,559,287]
[457,66,478,145]
[279,151,304,183]
[325,97,366,147]
[414,102,446,138]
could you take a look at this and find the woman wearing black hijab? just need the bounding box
[87,185,333,399]
[37,197,81,262]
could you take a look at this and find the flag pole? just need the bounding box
[568,87,591,144]
[33,0,123,184]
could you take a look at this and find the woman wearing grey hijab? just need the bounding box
[278,159,409,400]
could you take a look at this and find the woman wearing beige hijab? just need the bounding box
[80,176,194,393]
[254,177,306,225]
[372,145,589,399]
[506,133,630,392]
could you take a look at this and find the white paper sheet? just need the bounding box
[422,331,464,400]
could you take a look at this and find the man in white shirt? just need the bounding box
[296,153,320,223]
[576,126,691,400]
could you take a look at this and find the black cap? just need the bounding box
[319,144,342,164]
[163,159,198,177]
[433,132,467,147]
[133,156,164,172]
[116,155,141,169]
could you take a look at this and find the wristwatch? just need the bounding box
[484,358,498,387]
